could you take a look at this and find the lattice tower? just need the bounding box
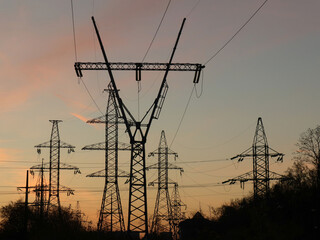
[223,118,287,199]
[83,85,130,232]
[34,120,80,213]
[148,131,183,235]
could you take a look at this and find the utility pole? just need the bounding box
[33,120,80,213]
[147,131,183,235]
[25,170,29,236]
[223,117,287,199]
[83,85,130,232]
[75,17,204,238]
[170,183,186,240]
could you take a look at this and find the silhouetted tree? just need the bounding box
[295,125,320,188]
[0,200,87,240]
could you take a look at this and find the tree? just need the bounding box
[295,125,320,188]
[0,200,87,240]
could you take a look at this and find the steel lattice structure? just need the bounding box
[30,158,49,218]
[223,118,287,199]
[75,62,203,83]
[170,183,186,240]
[147,131,183,235]
[33,120,80,213]
[75,17,204,238]
[83,85,130,232]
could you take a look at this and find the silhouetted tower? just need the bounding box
[34,120,80,212]
[83,85,130,232]
[147,131,183,234]
[223,117,286,199]
[75,17,204,237]
[30,158,48,218]
[170,183,186,240]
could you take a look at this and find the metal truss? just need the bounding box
[34,120,80,213]
[147,131,183,235]
[75,62,204,83]
[76,17,203,238]
[223,118,286,199]
[84,86,129,232]
[29,158,49,217]
[170,183,186,240]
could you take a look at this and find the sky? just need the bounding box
[1,0,320,226]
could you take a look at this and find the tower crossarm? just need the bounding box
[146,163,183,173]
[268,171,290,181]
[75,62,204,83]
[35,141,75,149]
[222,171,254,185]
[269,147,285,161]
[148,148,178,158]
[222,171,290,185]
[230,147,253,162]
[30,162,80,174]
[82,142,131,151]
[86,114,137,126]
[86,168,130,178]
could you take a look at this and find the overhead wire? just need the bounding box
[204,0,269,65]
[141,0,172,63]
[71,0,103,115]
[186,0,202,18]
[138,0,172,120]
[169,85,195,148]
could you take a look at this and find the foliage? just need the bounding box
[295,125,320,167]
[179,161,319,240]
[0,201,89,240]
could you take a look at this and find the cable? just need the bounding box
[79,78,104,115]
[204,0,269,65]
[186,0,202,18]
[71,0,103,115]
[71,0,78,61]
[195,69,204,98]
[141,0,172,63]
[170,85,195,148]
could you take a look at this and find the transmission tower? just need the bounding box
[83,85,130,232]
[33,120,81,213]
[147,130,183,235]
[170,183,186,240]
[223,117,287,199]
[30,157,49,218]
[75,17,204,237]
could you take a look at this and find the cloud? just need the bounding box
[71,113,89,123]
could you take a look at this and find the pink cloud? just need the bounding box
[71,112,89,123]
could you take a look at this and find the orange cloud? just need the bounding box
[71,113,89,123]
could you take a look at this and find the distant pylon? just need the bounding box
[223,117,287,199]
[147,130,183,235]
[170,183,186,240]
[30,157,48,218]
[83,85,130,232]
[33,120,80,213]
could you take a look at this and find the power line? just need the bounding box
[70,0,103,115]
[141,0,172,62]
[204,0,269,65]
[70,0,78,61]
[186,0,202,18]
[170,85,195,148]
[79,78,104,114]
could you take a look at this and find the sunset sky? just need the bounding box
[1,0,320,225]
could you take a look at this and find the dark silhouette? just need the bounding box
[179,161,319,240]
